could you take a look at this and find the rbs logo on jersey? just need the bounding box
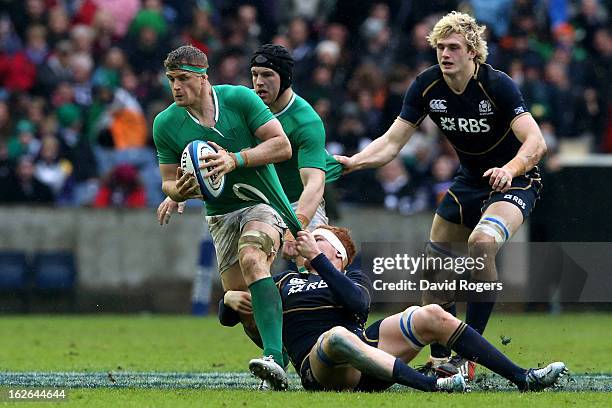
[440,117,491,133]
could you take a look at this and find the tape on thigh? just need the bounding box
[399,306,426,350]
[473,216,509,243]
[237,230,276,257]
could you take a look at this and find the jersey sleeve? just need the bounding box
[217,297,241,327]
[324,153,343,184]
[399,75,428,126]
[152,112,178,164]
[489,71,529,125]
[233,86,275,134]
[273,270,292,284]
[309,253,370,313]
[346,269,372,307]
[296,119,326,171]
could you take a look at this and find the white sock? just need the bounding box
[429,356,450,368]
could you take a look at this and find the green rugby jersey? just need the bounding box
[153,84,300,235]
[273,93,342,203]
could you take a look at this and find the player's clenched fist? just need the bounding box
[295,230,321,261]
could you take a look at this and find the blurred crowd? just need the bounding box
[0,0,609,215]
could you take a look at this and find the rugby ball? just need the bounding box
[180,141,225,200]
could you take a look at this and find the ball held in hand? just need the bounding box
[180,140,225,200]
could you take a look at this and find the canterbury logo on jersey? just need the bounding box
[439,117,491,133]
[429,99,447,112]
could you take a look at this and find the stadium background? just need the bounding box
[0,0,610,405]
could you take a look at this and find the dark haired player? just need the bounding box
[219,226,566,392]
[335,11,547,380]
[249,44,342,253]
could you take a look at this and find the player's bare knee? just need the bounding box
[323,326,356,358]
[238,246,261,267]
[468,231,495,246]
[238,247,266,280]
[468,231,498,258]
[418,305,455,340]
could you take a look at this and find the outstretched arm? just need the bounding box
[334,118,417,174]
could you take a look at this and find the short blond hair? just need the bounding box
[427,11,488,64]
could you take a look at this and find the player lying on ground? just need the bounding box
[218,226,567,392]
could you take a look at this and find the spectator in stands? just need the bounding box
[428,155,458,208]
[35,40,73,97]
[544,60,578,139]
[0,0,608,211]
[397,21,437,68]
[24,24,48,66]
[0,100,13,142]
[287,17,315,89]
[0,141,13,196]
[182,6,221,56]
[376,157,417,215]
[93,163,146,208]
[1,155,54,204]
[34,134,71,198]
[47,6,71,47]
[7,119,40,159]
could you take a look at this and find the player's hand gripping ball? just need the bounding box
[180,141,225,200]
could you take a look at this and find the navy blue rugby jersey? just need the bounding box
[400,64,530,181]
[274,268,371,369]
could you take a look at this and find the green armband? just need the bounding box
[234,152,245,167]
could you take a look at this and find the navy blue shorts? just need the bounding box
[436,167,542,229]
[299,320,393,392]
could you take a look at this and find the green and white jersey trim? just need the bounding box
[185,87,220,125]
[185,88,228,139]
[274,93,296,117]
[232,183,270,204]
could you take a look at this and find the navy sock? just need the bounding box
[392,358,437,391]
[465,280,498,334]
[430,303,456,359]
[448,323,526,386]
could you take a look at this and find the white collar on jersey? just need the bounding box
[274,92,296,117]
